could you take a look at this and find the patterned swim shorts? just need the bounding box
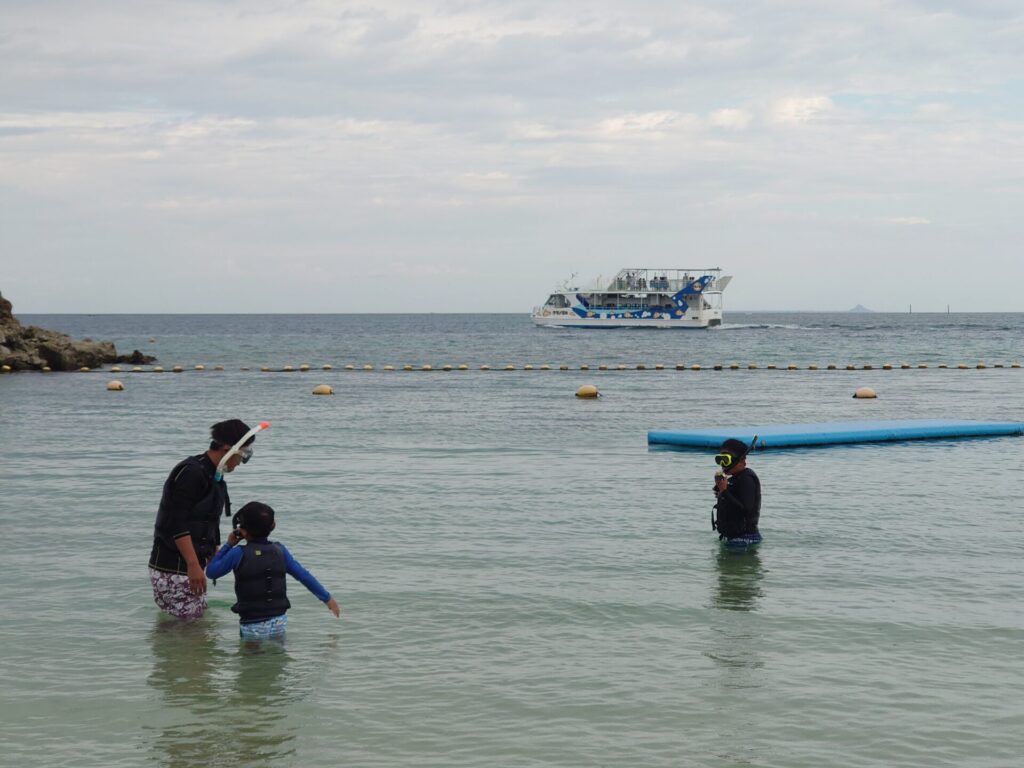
[240,614,288,640]
[149,567,207,621]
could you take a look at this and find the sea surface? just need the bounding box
[2,312,1023,768]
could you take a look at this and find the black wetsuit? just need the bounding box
[715,467,761,539]
[148,453,230,573]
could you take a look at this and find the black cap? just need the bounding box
[210,419,252,448]
[720,438,749,459]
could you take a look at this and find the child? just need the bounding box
[205,501,340,639]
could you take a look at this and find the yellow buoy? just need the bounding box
[575,384,600,399]
[41,366,52,372]
[808,364,818,370]
[363,364,374,371]
[676,363,686,370]
[616,364,626,371]
[148,337,156,343]
[283,365,295,372]
[938,363,948,369]
[459,364,469,370]
[481,365,491,370]
[863,364,873,370]
[131,366,141,372]
[918,364,928,369]
[826,364,836,370]
[214,365,225,371]
[846,364,856,370]
[504,364,515,370]
[384,365,395,371]
[976,363,986,369]
[853,387,877,399]
[559,365,568,371]
[172,366,183,373]
[539,364,550,370]
[422,364,434,371]
[691,364,701,371]
[994,363,1004,368]
[322,364,333,370]
[882,363,892,370]
[655,364,665,370]
[787,364,797,370]
[153,366,164,373]
[1,365,10,373]
[580,364,590,370]
[312,384,333,395]
[241,366,251,371]
[766,364,777,370]
[1012,362,1021,368]
[713,364,723,370]
[299,364,310,372]
[404,365,414,371]
[957,364,968,370]
[260,366,270,372]
[637,364,647,370]
[748,363,758,370]
[79,366,91,372]
[729,363,739,370]
[107,380,124,391]
[344,364,355,370]
[900,363,910,369]
[194,364,205,371]
[598,364,608,371]
[523,364,533,371]
[111,366,122,373]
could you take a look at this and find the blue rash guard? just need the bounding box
[206,538,332,603]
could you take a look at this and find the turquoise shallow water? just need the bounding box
[2,314,1024,767]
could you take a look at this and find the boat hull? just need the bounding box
[531,313,719,329]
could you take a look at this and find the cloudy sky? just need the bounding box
[2,0,1022,312]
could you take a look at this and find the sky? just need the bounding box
[1,0,1023,313]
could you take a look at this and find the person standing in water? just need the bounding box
[149,419,258,620]
[712,438,762,546]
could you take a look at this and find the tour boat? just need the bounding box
[532,268,731,328]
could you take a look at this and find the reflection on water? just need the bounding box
[713,548,764,612]
[705,548,765,675]
[146,617,299,767]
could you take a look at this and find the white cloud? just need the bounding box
[770,96,835,124]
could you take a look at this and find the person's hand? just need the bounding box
[714,474,729,493]
[325,597,341,617]
[226,528,244,546]
[187,562,207,595]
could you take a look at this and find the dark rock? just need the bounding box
[0,289,123,371]
[115,349,157,365]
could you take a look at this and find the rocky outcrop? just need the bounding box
[0,290,154,371]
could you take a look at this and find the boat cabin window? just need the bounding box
[546,294,570,308]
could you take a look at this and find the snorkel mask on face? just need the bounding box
[714,452,737,469]
[214,421,270,481]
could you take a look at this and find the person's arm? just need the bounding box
[280,545,340,617]
[718,473,757,516]
[166,463,210,593]
[205,541,243,580]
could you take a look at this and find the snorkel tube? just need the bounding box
[215,421,270,481]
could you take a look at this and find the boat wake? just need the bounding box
[713,322,806,331]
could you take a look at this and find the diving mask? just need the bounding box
[714,452,735,469]
[239,445,254,464]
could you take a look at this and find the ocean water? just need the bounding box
[1,313,1023,768]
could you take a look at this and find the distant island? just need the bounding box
[847,304,874,313]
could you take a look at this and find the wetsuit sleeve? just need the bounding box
[280,544,331,602]
[718,472,758,518]
[205,542,243,579]
[165,462,210,540]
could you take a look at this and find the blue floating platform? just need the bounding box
[648,419,1024,450]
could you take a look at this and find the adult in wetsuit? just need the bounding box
[148,419,257,620]
[713,438,761,541]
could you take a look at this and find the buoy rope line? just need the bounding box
[39,361,1024,374]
